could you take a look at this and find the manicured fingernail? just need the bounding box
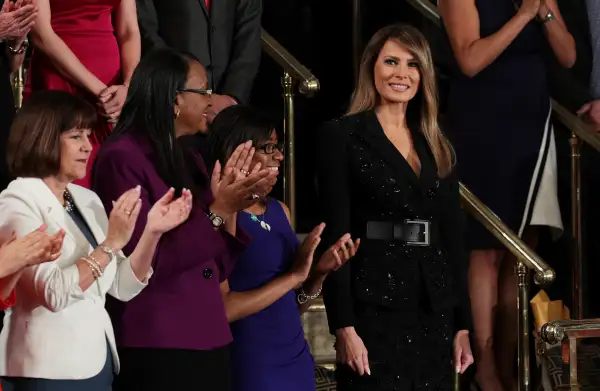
[135,185,141,191]
[455,366,461,374]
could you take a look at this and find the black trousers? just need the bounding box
[113,345,231,391]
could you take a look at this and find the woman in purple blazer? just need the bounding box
[91,49,276,391]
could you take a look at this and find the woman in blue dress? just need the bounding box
[208,105,360,391]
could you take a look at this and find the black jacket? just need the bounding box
[316,110,471,335]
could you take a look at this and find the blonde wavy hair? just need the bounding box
[347,24,455,177]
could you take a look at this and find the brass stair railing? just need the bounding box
[550,101,600,321]
[261,29,320,230]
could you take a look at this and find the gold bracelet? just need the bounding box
[86,255,103,275]
[82,258,100,279]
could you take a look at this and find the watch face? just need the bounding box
[212,215,223,227]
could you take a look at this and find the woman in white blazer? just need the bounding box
[0,90,193,391]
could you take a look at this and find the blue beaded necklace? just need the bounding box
[247,204,271,232]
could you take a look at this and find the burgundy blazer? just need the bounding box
[91,132,250,351]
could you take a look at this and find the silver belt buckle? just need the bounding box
[404,219,430,246]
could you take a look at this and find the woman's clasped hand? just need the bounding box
[105,186,193,252]
[210,141,277,218]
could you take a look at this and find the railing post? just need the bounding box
[570,132,583,319]
[517,261,531,391]
[282,72,296,230]
[12,66,24,109]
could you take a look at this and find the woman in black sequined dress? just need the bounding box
[316,24,473,391]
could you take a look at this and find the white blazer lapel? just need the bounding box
[67,184,107,246]
[18,178,92,255]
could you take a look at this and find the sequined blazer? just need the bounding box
[316,110,471,334]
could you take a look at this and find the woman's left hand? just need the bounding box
[453,330,474,374]
[222,141,261,182]
[314,233,360,276]
[146,188,193,234]
[97,84,128,123]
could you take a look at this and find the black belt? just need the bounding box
[365,220,436,246]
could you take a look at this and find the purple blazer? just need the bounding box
[91,133,250,351]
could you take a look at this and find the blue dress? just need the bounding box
[228,198,316,391]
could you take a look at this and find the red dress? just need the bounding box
[24,0,122,188]
[0,290,15,310]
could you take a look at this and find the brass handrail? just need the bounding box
[552,100,600,152]
[260,28,320,230]
[460,184,555,284]
[261,29,320,96]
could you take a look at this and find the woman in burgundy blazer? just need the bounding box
[91,48,276,391]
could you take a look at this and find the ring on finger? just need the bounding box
[125,210,132,216]
[240,169,249,176]
[251,193,260,200]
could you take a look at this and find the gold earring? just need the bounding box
[175,108,180,119]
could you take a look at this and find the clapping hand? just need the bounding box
[314,233,360,276]
[0,0,38,41]
[210,142,277,217]
[146,187,193,234]
[104,186,142,252]
[222,140,261,181]
[97,84,128,123]
[290,223,325,284]
[0,224,65,274]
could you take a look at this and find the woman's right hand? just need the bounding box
[519,0,541,19]
[0,225,65,270]
[0,0,37,41]
[210,152,276,217]
[104,186,142,252]
[335,327,371,376]
[289,223,325,283]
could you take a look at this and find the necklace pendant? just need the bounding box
[260,221,271,231]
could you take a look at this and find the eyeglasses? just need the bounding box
[256,143,284,154]
[178,88,212,96]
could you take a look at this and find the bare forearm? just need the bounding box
[298,272,326,314]
[224,273,300,322]
[0,270,23,299]
[127,229,161,281]
[540,6,575,68]
[30,31,106,95]
[117,34,140,85]
[75,246,112,291]
[457,11,531,77]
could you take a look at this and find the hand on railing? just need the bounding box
[576,100,600,132]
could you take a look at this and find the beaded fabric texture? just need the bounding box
[318,112,466,391]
